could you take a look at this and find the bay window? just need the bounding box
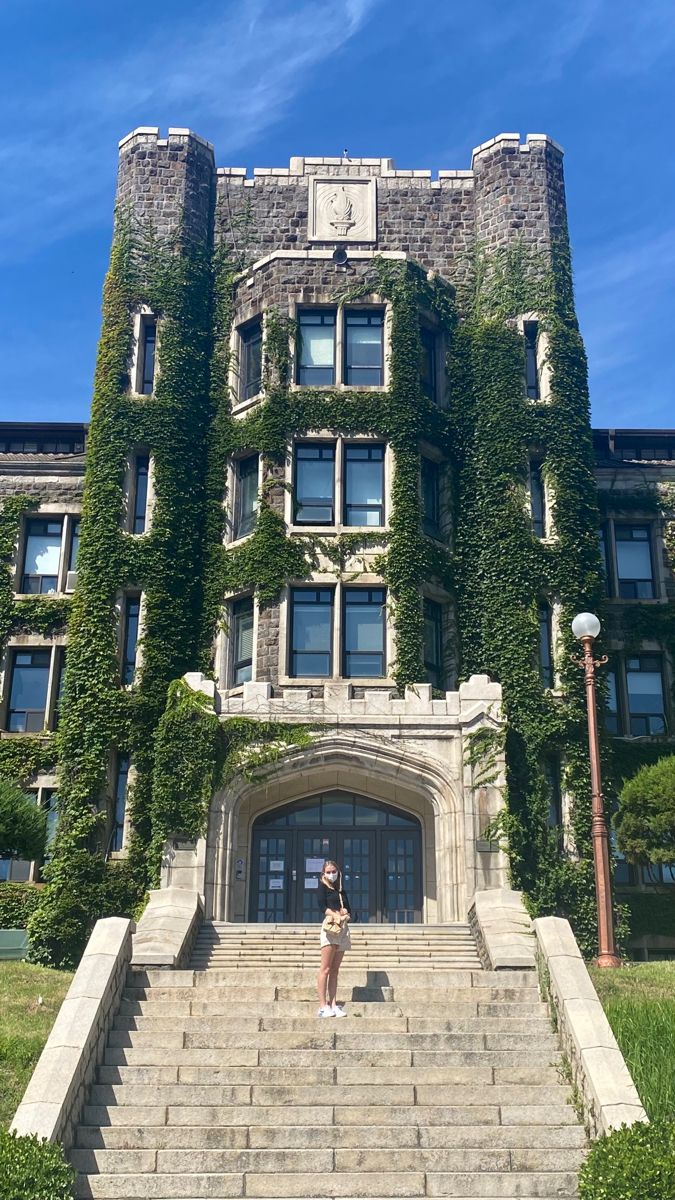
[297,310,336,386]
[290,588,334,677]
[343,443,384,526]
[231,597,254,685]
[294,443,335,525]
[234,454,259,539]
[343,587,386,678]
[344,310,384,386]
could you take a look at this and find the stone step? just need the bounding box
[103,1050,563,1074]
[77,1123,587,1150]
[115,1011,551,1032]
[88,1082,572,1108]
[82,1102,580,1128]
[109,1023,556,1048]
[98,1062,563,1088]
[129,969,536,989]
[123,986,542,1007]
[105,1031,557,1054]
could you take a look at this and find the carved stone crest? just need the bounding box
[309,176,376,243]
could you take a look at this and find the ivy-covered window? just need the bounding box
[234,454,259,539]
[598,525,610,593]
[625,654,666,735]
[53,649,67,730]
[605,668,620,734]
[297,310,336,385]
[343,587,386,678]
[523,320,540,399]
[122,595,141,685]
[538,601,554,688]
[344,443,384,526]
[138,315,157,395]
[111,755,130,853]
[294,443,335,525]
[68,518,81,572]
[240,317,263,401]
[529,459,546,537]
[615,524,655,599]
[544,756,563,828]
[421,457,441,537]
[344,310,384,386]
[420,326,437,402]
[231,596,254,685]
[131,454,150,535]
[290,587,334,677]
[423,598,443,689]
[21,517,63,594]
[42,789,59,858]
[7,648,50,732]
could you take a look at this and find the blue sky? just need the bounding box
[0,0,673,428]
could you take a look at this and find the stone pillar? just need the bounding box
[471,132,568,259]
[116,126,215,247]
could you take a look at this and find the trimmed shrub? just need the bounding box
[0,883,43,930]
[615,755,675,865]
[0,1129,74,1200]
[0,780,46,862]
[579,1119,675,1200]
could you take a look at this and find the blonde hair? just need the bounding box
[321,860,341,889]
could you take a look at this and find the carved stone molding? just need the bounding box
[308,176,376,242]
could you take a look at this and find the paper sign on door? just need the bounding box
[305,857,325,873]
[269,877,284,890]
[269,860,285,872]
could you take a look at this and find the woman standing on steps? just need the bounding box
[316,859,351,1018]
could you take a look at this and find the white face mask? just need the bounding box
[326,872,338,883]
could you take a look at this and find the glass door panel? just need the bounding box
[340,833,376,924]
[384,833,421,923]
[299,834,334,923]
[254,834,291,922]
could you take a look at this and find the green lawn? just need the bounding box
[0,962,72,1128]
[590,961,675,1122]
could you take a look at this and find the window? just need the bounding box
[138,317,157,395]
[68,519,81,571]
[524,321,540,399]
[231,597,254,685]
[605,669,620,734]
[54,650,67,729]
[131,455,150,534]
[111,756,129,853]
[42,790,59,858]
[240,318,263,401]
[294,443,335,525]
[343,587,386,678]
[290,588,333,677]
[122,596,140,685]
[626,655,666,735]
[21,518,63,594]
[420,326,437,402]
[421,458,441,537]
[423,599,443,689]
[598,526,610,592]
[344,444,384,526]
[344,310,384,387]
[615,525,655,599]
[544,757,563,829]
[234,454,259,539]
[530,460,546,537]
[297,310,336,385]
[7,649,51,732]
[538,601,554,688]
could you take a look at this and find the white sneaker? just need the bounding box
[317,1006,335,1018]
[332,1004,347,1017]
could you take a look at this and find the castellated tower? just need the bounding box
[25,128,603,960]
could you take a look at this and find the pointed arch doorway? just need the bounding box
[249,789,423,924]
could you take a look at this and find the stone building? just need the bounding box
[0,130,673,958]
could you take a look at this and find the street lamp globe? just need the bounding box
[572,612,601,641]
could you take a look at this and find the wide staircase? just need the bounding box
[71,924,586,1199]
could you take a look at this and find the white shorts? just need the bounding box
[320,923,352,951]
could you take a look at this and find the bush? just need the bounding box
[579,1119,675,1200]
[0,883,42,930]
[0,780,46,862]
[615,755,675,865]
[0,1129,74,1200]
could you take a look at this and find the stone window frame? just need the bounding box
[599,515,662,603]
[421,583,452,692]
[229,309,268,416]
[418,309,447,409]
[284,434,393,536]
[526,452,557,543]
[517,312,552,404]
[14,504,82,597]
[419,440,451,542]
[277,574,396,688]
[108,751,136,858]
[226,451,263,546]
[130,305,160,397]
[122,449,156,537]
[0,634,68,735]
[115,589,146,689]
[217,589,259,695]
[288,295,393,393]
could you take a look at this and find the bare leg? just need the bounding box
[317,945,335,1008]
[327,949,345,1006]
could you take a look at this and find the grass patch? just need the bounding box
[0,962,72,1128]
[590,961,675,1122]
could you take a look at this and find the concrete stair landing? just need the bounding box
[71,924,585,1198]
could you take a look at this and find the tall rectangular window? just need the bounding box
[524,321,540,399]
[605,669,620,734]
[232,597,254,685]
[68,518,81,572]
[423,599,443,690]
[294,443,335,525]
[7,649,51,732]
[21,518,63,594]
[420,326,437,402]
[42,789,59,857]
[626,654,666,735]
[344,444,384,526]
[54,650,67,730]
[544,757,563,828]
[530,460,546,537]
[615,525,655,599]
[139,317,157,395]
[240,318,263,400]
[343,587,386,678]
[598,526,610,593]
[344,310,384,387]
[234,454,259,539]
[290,588,334,677]
[111,756,130,853]
[132,455,150,534]
[297,310,336,385]
[122,596,140,685]
[421,458,441,536]
[538,601,554,688]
